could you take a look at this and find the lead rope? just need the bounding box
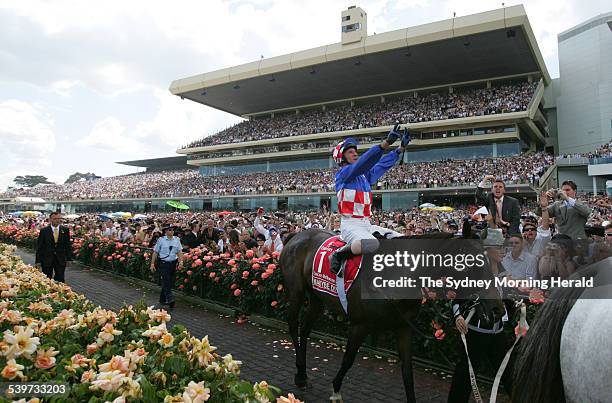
[489,302,528,403]
[461,308,483,403]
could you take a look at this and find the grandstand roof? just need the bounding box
[116,156,191,171]
[170,5,550,117]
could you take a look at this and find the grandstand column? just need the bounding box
[449,86,453,94]
[492,143,498,157]
[486,80,491,88]
[380,95,385,104]
[593,177,597,194]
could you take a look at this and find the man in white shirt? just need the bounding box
[502,234,538,279]
[255,209,283,252]
[102,220,117,239]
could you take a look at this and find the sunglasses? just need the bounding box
[522,228,537,233]
[606,233,612,237]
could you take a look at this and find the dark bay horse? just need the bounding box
[280,229,504,402]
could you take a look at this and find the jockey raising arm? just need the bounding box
[329,124,411,275]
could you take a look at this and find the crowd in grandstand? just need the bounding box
[4,153,553,200]
[183,81,537,148]
[557,140,612,160]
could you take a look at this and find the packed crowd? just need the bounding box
[183,81,537,148]
[557,140,612,160]
[3,188,610,279]
[4,153,553,200]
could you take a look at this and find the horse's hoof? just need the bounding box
[330,391,344,403]
[294,374,307,389]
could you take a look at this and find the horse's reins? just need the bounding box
[461,300,529,403]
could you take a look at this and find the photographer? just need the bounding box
[522,192,552,258]
[538,181,591,239]
[538,234,576,280]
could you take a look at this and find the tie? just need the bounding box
[495,198,506,226]
[53,227,59,244]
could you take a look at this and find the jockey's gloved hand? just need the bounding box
[401,129,411,147]
[386,123,401,145]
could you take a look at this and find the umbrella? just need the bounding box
[111,212,132,218]
[64,214,81,219]
[419,203,436,209]
[166,200,189,210]
[133,214,147,220]
[10,211,23,217]
[217,211,235,216]
[432,206,454,212]
[474,206,489,216]
[22,211,42,217]
[98,213,113,220]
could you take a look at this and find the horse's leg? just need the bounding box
[396,326,416,403]
[287,294,306,388]
[331,323,369,401]
[295,296,323,386]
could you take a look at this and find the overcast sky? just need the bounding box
[0,0,609,190]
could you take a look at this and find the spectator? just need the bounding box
[501,234,538,279]
[476,175,521,234]
[539,181,591,239]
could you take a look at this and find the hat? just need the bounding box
[482,228,505,247]
[269,227,279,235]
[163,225,176,232]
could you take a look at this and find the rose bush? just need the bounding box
[0,243,301,403]
[0,227,541,370]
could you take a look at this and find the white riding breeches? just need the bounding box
[340,217,376,245]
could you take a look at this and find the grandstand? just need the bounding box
[168,5,552,211]
[1,5,558,214]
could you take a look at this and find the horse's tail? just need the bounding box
[512,265,598,403]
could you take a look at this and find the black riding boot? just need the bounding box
[329,244,354,277]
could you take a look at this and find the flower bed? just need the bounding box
[0,243,300,402]
[0,226,541,370]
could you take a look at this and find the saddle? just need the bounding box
[312,236,363,298]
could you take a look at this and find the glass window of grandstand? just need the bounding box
[236,197,278,211]
[382,192,418,210]
[288,196,320,211]
[212,198,234,210]
[342,15,350,21]
[497,142,521,157]
[404,142,520,163]
[269,158,329,172]
[342,23,360,32]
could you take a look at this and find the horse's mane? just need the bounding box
[512,263,600,403]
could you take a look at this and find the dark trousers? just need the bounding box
[42,256,66,283]
[447,330,514,403]
[158,260,177,305]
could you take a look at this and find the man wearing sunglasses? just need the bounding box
[521,192,552,258]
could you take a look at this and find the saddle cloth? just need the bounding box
[312,235,363,298]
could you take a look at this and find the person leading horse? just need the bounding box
[329,123,411,275]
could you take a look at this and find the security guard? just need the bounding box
[150,225,183,309]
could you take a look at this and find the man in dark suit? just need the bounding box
[201,219,220,247]
[182,223,202,250]
[35,212,72,282]
[476,175,521,235]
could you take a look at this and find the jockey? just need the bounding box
[329,124,411,275]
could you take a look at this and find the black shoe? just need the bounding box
[329,244,353,277]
